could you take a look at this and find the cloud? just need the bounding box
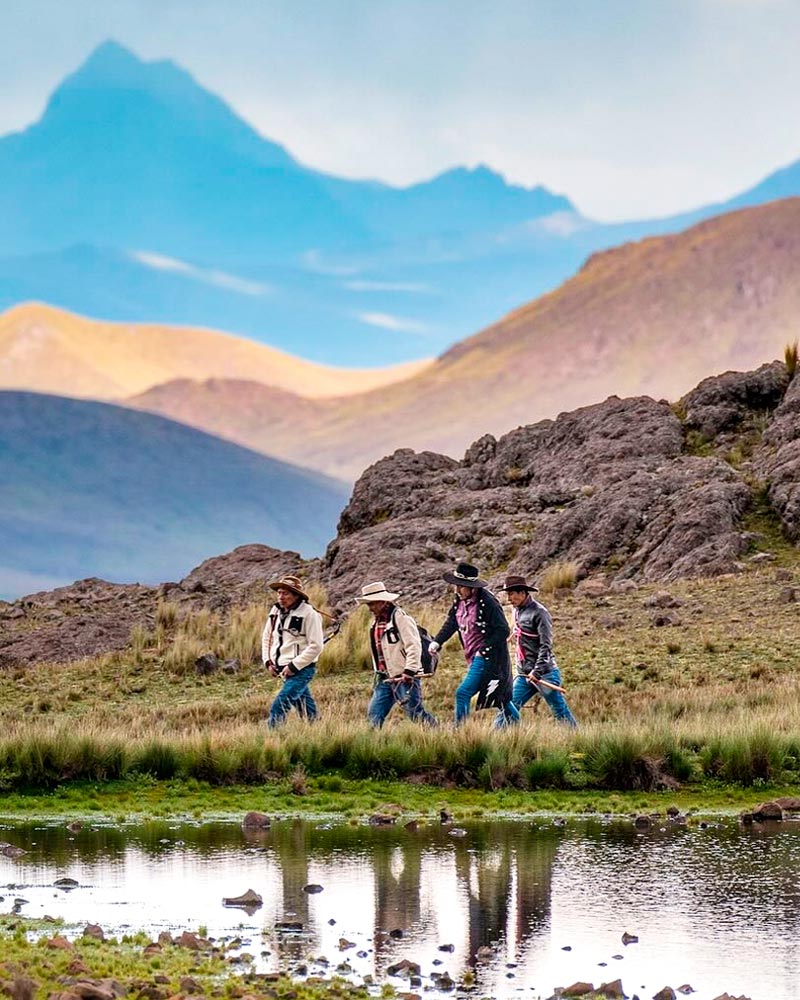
[356,311,432,335]
[344,279,432,294]
[131,251,271,296]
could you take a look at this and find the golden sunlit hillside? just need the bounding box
[0,302,430,400]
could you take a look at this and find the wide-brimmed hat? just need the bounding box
[355,581,401,603]
[442,562,487,588]
[497,574,539,593]
[268,574,308,601]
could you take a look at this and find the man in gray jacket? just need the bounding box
[499,575,577,727]
[356,581,437,728]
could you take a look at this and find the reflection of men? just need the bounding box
[429,562,518,728]
[499,575,577,727]
[356,581,437,728]
[262,575,323,728]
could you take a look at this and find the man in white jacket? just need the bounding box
[262,575,324,728]
[356,581,438,729]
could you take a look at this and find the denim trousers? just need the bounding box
[455,655,519,729]
[368,675,438,728]
[512,668,577,727]
[269,665,318,728]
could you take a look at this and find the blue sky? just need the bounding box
[2,0,799,221]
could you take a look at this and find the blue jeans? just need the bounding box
[455,655,519,729]
[269,665,318,728]
[512,668,577,727]
[368,676,438,728]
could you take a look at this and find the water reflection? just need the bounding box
[1,815,798,999]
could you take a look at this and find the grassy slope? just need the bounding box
[1,533,798,810]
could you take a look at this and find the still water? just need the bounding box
[1,815,798,999]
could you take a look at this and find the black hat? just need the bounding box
[442,562,487,588]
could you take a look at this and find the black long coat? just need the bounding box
[433,588,512,709]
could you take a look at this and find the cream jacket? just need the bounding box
[369,605,422,678]
[261,600,324,673]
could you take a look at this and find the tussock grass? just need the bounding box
[785,339,798,379]
[3,562,800,794]
[538,560,579,593]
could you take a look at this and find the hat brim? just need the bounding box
[268,580,308,601]
[355,591,400,604]
[498,583,539,593]
[442,572,487,588]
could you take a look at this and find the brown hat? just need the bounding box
[268,574,308,601]
[442,562,487,588]
[497,574,539,593]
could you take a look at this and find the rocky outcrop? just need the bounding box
[321,394,758,603]
[755,371,800,540]
[0,545,315,667]
[681,362,789,443]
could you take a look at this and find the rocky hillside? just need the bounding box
[1,360,797,667]
[128,198,800,479]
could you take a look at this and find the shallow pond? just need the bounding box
[1,814,798,999]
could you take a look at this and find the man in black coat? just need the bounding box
[429,562,519,728]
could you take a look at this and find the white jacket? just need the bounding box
[261,600,323,673]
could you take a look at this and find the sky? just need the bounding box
[2,0,800,221]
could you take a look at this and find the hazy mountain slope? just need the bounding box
[0,391,350,598]
[0,302,429,399]
[127,199,800,479]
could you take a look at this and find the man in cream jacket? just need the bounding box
[356,581,438,728]
[262,574,324,728]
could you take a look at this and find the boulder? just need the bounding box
[241,811,271,829]
[222,888,263,908]
[681,362,788,441]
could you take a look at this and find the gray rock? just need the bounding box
[322,393,757,604]
[754,370,800,541]
[242,811,271,829]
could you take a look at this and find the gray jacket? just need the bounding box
[513,597,557,676]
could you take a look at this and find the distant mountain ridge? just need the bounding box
[0,390,350,599]
[127,198,800,479]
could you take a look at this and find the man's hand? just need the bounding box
[266,661,278,677]
[280,665,294,679]
[428,640,440,655]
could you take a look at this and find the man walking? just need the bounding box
[499,575,577,727]
[262,574,323,728]
[428,562,519,728]
[356,581,438,728]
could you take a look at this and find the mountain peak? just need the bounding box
[35,40,296,170]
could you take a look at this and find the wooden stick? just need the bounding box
[529,675,567,694]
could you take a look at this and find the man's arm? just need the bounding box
[432,602,459,648]
[481,593,510,655]
[288,607,324,672]
[532,605,555,675]
[396,609,422,676]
